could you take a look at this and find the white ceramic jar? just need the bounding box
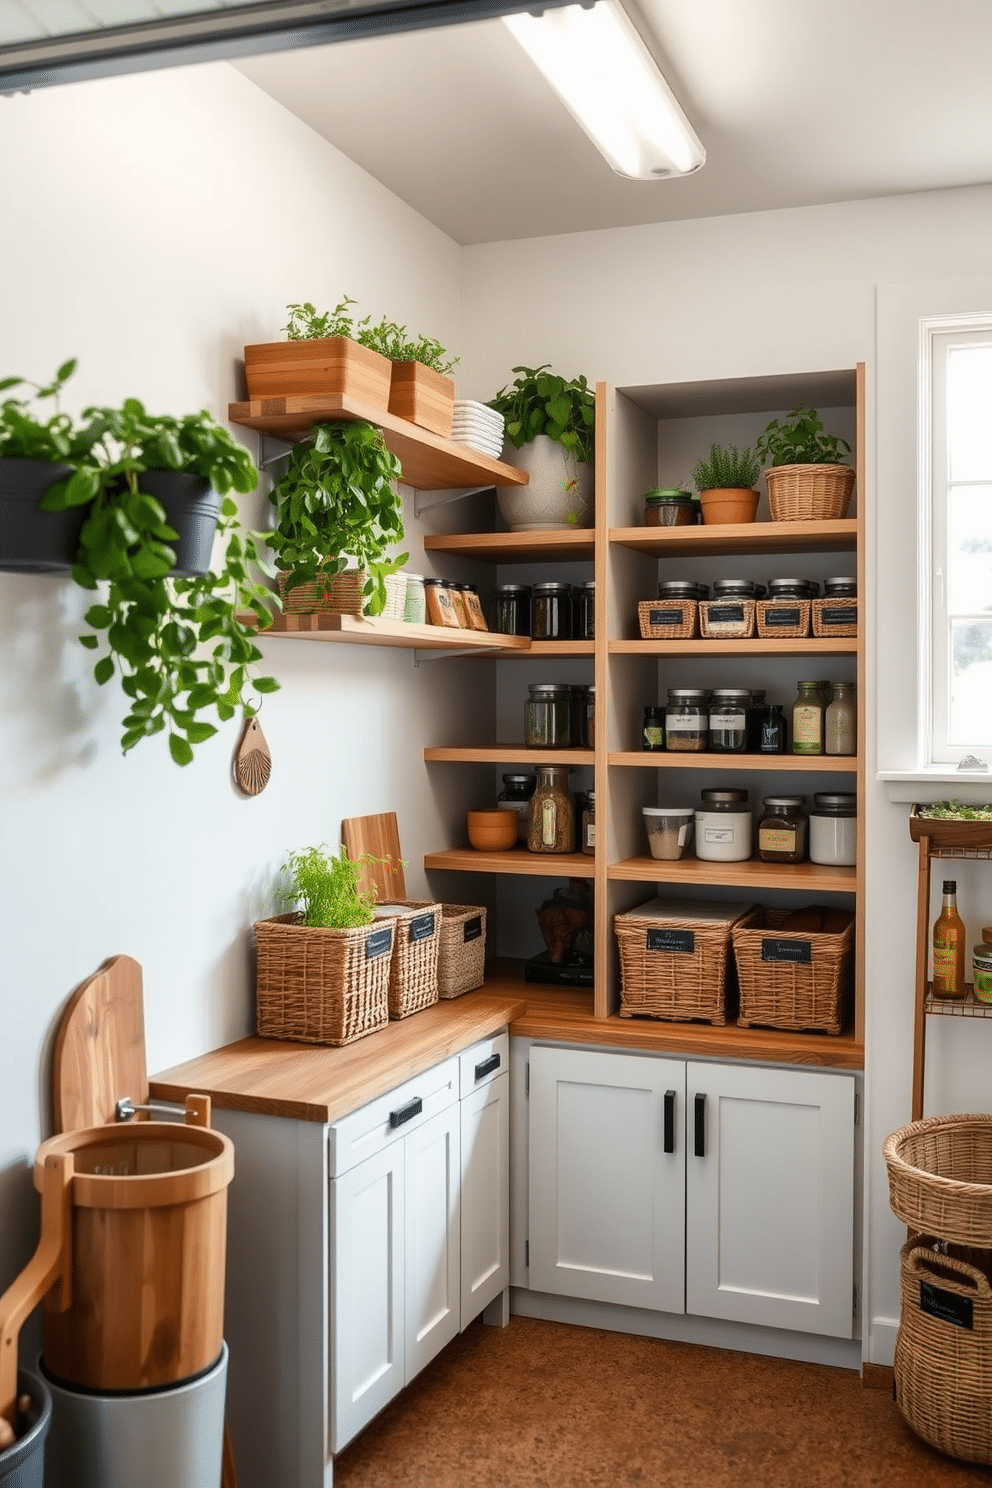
[808,792,857,865]
[694,789,752,862]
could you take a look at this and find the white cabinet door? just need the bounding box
[404,1101,461,1381]
[331,1140,405,1453]
[460,1070,509,1326]
[529,1046,686,1312]
[685,1061,855,1338]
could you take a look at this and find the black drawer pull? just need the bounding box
[694,1093,706,1158]
[389,1096,423,1129]
[663,1090,676,1154]
[475,1052,501,1082]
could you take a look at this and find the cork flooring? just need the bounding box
[333,1316,992,1488]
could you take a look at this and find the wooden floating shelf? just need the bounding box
[610,518,858,557]
[256,613,531,651]
[425,745,594,765]
[425,848,594,878]
[498,640,595,657]
[608,856,856,891]
[609,751,858,772]
[610,637,858,657]
[227,392,527,492]
[424,529,595,563]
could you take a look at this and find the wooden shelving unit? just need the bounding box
[610,517,857,558]
[424,847,594,878]
[425,745,593,765]
[609,637,858,657]
[425,530,595,563]
[607,856,856,892]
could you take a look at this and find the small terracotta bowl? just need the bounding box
[467,809,517,851]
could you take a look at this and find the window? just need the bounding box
[925,320,992,766]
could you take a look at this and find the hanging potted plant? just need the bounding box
[244,298,393,412]
[487,364,595,531]
[691,442,762,525]
[265,419,407,617]
[755,406,855,522]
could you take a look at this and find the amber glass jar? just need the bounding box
[757,796,807,863]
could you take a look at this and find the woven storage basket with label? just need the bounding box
[434,904,487,998]
[615,898,760,1025]
[253,913,392,1045]
[812,595,858,637]
[638,598,698,640]
[894,1237,992,1465]
[732,907,854,1034]
[374,900,442,1018]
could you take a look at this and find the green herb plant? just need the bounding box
[283,297,458,376]
[756,406,852,468]
[487,364,595,468]
[17,364,280,765]
[280,843,396,929]
[691,443,761,492]
[918,801,992,821]
[265,420,407,616]
[0,357,95,464]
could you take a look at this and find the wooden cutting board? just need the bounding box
[51,954,149,1134]
[341,812,407,903]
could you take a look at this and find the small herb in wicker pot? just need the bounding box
[280,843,400,928]
[691,443,761,491]
[756,406,851,467]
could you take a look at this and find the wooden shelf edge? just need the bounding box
[609,518,858,555]
[426,848,594,877]
[608,751,858,771]
[609,637,858,656]
[250,612,531,651]
[607,856,857,890]
[424,530,595,562]
[425,745,594,763]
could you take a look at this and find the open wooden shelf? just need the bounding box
[610,637,858,657]
[609,751,858,772]
[608,856,856,892]
[610,518,857,557]
[425,745,594,765]
[227,392,528,491]
[424,529,595,563]
[425,847,594,878]
[256,613,531,651]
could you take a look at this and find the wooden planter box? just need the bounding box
[243,336,391,409]
[388,361,454,438]
[909,804,992,852]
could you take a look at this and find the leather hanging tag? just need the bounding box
[234,715,271,796]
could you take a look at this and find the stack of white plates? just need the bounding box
[450,399,505,460]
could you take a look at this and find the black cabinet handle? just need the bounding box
[389,1096,423,1129]
[474,1052,501,1082]
[663,1090,676,1154]
[694,1093,707,1157]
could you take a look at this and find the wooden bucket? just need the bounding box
[35,1121,234,1392]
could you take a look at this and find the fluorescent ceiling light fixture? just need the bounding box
[503,0,704,180]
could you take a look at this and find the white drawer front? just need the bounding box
[458,1032,509,1100]
[329,1056,459,1177]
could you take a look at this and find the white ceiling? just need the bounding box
[234,0,992,246]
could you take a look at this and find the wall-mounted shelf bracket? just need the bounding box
[414,486,494,519]
[413,643,507,666]
[258,432,300,471]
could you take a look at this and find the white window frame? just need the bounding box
[920,315,992,768]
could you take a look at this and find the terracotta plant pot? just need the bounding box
[388,362,454,438]
[698,487,760,525]
[243,337,391,410]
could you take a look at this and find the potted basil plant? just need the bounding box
[487,364,596,531]
[755,405,855,522]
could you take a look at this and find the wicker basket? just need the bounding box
[698,598,756,639]
[884,1115,992,1246]
[278,568,365,617]
[732,907,855,1034]
[638,599,698,640]
[374,900,442,1018]
[435,904,487,999]
[895,1237,992,1464]
[755,597,812,638]
[254,913,392,1046]
[615,899,760,1025]
[765,464,856,522]
[812,595,858,637]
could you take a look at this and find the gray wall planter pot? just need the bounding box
[0,460,82,574]
[137,472,221,576]
[495,435,593,531]
[0,1369,51,1488]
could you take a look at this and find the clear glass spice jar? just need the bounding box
[528,765,575,854]
[525,683,573,747]
[665,689,710,752]
[758,796,807,863]
[497,772,536,844]
[825,681,857,755]
[581,789,596,855]
[708,688,750,752]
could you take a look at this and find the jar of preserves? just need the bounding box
[576,580,596,639]
[825,681,857,755]
[642,705,665,751]
[665,689,710,752]
[708,688,750,752]
[694,789,752,862]
[528,765,575,854]
[792,680,825,755]
[643,489,694,526]
[497,773,536,844]
[492,583,531,636]
[525,683,573,747]
[758,796,807,863]
[808,793,857,866]
[532,582,572,640]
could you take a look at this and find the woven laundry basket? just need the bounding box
[884,1114,992,1247]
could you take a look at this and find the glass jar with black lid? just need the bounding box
[525,683,573,747]
[665,688,710,752]
[658,580,710,601]
[575,580,595,640]
[758,796,807,863]
[532,582,572,641]
[708,688,751,752]
[492,583,531,636]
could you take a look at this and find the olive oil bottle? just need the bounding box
[932,879,967,998]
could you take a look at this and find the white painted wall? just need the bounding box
[0,60,485,1299]
[462,182,992,1363]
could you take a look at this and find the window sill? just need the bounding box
[877,770,992,804]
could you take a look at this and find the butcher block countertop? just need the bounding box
[150,991,526,1124]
